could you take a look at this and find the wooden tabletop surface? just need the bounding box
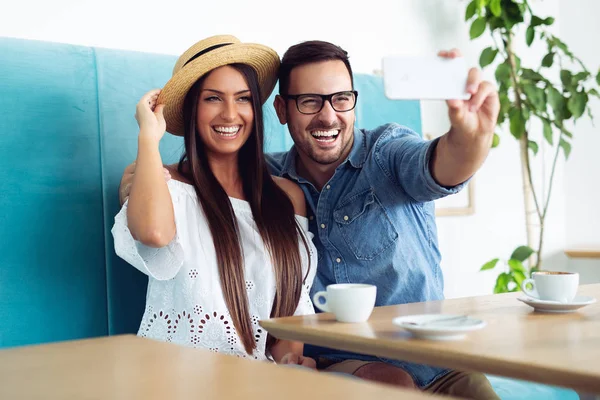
[261,284,600,393]
[565,249,600,259]
[0,335,461,399]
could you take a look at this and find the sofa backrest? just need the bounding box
[0,37,421,348]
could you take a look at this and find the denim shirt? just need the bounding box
[266,123,467,387]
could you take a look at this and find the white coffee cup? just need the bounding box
[312,284,377,323]
[521,271,579,303]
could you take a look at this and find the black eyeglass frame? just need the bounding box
[282,90,359,115]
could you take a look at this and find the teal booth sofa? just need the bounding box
[0,37,578,399]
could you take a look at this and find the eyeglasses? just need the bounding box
[283,90,358,115]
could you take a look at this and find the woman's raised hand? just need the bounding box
[135,89,167,141]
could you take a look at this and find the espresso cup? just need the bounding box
[312,284,377,323]
[521,271,579,303]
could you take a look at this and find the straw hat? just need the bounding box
[157,35,280,136]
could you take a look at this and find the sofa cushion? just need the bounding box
[0,38,108,346]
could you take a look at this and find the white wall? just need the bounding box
[1,0,596,297]
[0,0,477,75]
[559,0,600,284]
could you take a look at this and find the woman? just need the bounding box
[111,35,316,367]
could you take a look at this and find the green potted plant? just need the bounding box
[464,0,600,293]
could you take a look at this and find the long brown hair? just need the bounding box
[178,64,311,355]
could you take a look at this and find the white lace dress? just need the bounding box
[111,179,317,361]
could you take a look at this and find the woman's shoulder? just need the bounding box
[161,164,199,203]
[272,176,306,217]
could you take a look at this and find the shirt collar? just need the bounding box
[347,127,366,168]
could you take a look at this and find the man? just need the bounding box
[271,40,499,399]
[120,40,500,399]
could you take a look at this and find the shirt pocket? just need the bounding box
[333,188,399,261]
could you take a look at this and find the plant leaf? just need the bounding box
[563,103,573,120]
[597,68,600,86]
[490,0,502,16]
[547,87,566,120]
[560,70,573,88]
[470,18,487,39]
[588,106,595,126]
[528,140,539,155]
[509,108,525,139]
[522,105,531,122]
[573,71,590,83]
[523,84,546,111]
[494,273,513,294]
[480,47,499,68]
[553,37,573,58]
[488,16,505,31]
[561,124,573,138]
[465,0,477,20]
[531,16,544,26]
[513,270,527,287]
[497,112,506,125]
[521,68,544,82]
[480,258,500,271]
[547,87,561,108]
[511,245,535,262]
[543,119,553,145]
[504,1,524,28]
[559,138,572,159]
[544,17,555,25]
[542,52,554,68]
[568,92,588,119]
[499,92,511,114]
[526,26,535,46]
[508,259,527,274]
[492,133,500,148]
[495,63,512,83]
[514,55,522,70]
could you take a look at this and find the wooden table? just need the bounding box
[261,283,600,394]
[0,335,460,400]
[565,249,600,259]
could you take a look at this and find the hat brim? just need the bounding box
[157,43,279,136]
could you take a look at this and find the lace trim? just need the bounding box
[139,306,268,359]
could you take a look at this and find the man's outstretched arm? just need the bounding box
[430,49,500,187]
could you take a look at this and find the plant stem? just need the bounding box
[536,216,545,269]
[505,31,544,266]
[492,34,509,59]
[543,134,563,220]
[535,131,563,269]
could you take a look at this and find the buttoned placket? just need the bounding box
[314,177,348,284]
[284,151,352,285]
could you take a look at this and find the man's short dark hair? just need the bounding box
[278,40,354,96]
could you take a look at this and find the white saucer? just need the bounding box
[517,295,597,313]
[392,314,486,341]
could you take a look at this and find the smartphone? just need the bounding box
[382,55,471,100]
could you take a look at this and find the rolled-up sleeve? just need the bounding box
[374,124,468,202]
[111,194,184,281]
